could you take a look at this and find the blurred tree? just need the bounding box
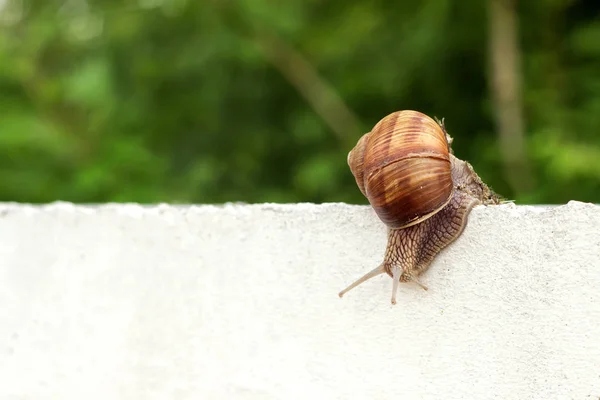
[0,0,598,205]
[488,0,534,195]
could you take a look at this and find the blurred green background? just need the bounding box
[1,0,599,205]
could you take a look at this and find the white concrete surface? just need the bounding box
[0,201,599,400]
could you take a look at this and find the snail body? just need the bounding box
[339,110,501,304]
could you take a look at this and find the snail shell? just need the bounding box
[348,110,453,229]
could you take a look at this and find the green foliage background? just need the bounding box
[1,0,599,205]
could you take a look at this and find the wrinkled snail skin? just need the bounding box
[339,110,501,305]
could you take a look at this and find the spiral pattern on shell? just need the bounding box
[348,110,453,229]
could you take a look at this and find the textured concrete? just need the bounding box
[0,201,599,400]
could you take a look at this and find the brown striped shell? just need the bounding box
[348,110,453,229]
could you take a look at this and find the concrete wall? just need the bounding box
[1,201,599,399]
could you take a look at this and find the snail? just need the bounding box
[339,110,502,305]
